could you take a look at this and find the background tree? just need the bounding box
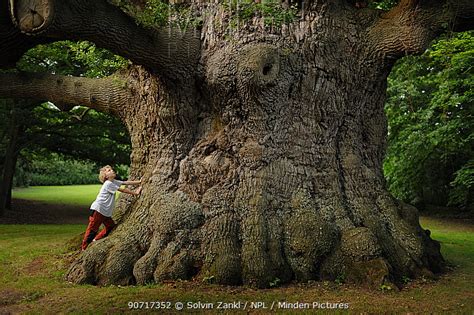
[384,31,473,211]
[0,0,473,288]
[0,99,34,212]
[0,40,130,213]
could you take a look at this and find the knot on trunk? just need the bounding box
[237,44,281,88]
[9,0,55,34]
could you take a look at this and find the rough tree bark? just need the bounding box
[1,0,473,288]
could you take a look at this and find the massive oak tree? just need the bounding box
[1,0,473,287]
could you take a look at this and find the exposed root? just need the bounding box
[66,188,444,288]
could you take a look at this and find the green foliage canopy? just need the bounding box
[1,41,131,188]
[16,41,130,165]
[384,31,473,209]
[17,40,128,77]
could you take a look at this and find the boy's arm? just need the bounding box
[121,179,141,185]
[118,186,142,196]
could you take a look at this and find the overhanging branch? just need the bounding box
[366,0,474,60]
[0,72,131,117]
[7,0,201,82]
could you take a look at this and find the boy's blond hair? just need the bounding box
[98,165,113,183]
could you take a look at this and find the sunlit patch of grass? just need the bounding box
[12,185,101,207]
[420,217,474,269]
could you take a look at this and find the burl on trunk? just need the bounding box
[2,0,473,288]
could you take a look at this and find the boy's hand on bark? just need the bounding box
[135,186,142,195]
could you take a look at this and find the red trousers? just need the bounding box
[81,210,116,250]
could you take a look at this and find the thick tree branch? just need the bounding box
[8,0,201,82]
[0,72,130,116]
[366,0,474,60]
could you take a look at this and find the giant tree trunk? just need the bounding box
[3,0,472,288]
[64,5,446,288]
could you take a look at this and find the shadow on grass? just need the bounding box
[0,199,87,225]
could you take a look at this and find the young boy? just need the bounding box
[81,165,141,251]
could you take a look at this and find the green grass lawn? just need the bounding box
[0,216,473,313]
[12,185,101,207]
[420,217,474,270]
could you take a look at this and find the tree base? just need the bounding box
[66,190,444,288]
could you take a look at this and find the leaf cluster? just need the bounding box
[133,0,202,29]
[133,0,297,30]
[17,41,128,78]
[223,0,298,28]
[368,0,398,10]
[25,104,131,165]
[384,31,473,209]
